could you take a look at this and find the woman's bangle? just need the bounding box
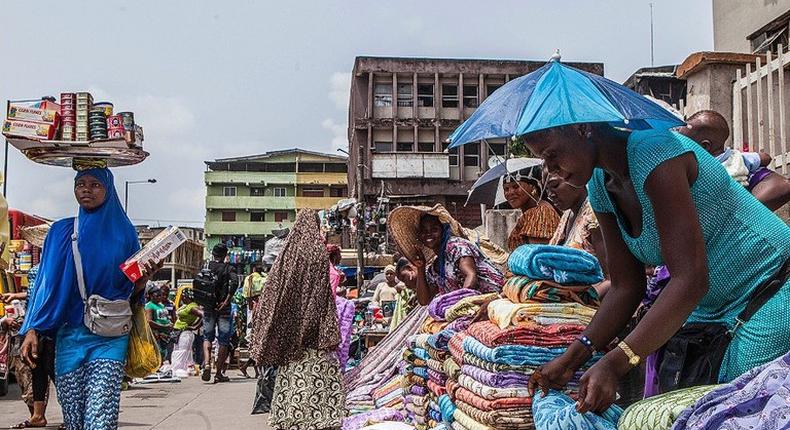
[576,335,596,353]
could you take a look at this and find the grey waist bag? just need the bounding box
[72,216,132,337]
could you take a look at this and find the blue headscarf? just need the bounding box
[21,168,140,336]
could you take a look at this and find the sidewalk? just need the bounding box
[0,374,271,429]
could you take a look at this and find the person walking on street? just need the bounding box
[144,285,173,361]
[201,244,236,383]
[18,167,161,430]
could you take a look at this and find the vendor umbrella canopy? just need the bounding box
[466,157,543,206]
[448,54,686,148]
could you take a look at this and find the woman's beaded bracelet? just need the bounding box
[577,335,595,352]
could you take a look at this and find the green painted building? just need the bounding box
[204,148,348,254]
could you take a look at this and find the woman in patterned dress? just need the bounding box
[249,209,344,430]
[18,167,161,430]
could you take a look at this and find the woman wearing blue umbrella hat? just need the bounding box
[522,121,790,413]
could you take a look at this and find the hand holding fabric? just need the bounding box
[575,356,623,414]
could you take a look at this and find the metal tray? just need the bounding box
[4,136,147,168]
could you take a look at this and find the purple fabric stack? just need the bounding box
[461,364,531,388]
[428,288,479,321]
[341,407,406,430]
[335,296,356,371]
[672,350,790,430]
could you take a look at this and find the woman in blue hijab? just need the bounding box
[18,167,160,430]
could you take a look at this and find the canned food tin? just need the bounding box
[118,112,135,130]
[93,102,113,117]
[108,129,124,139]
[106,115,123,128]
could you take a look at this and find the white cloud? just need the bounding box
[328,72,351,111]
[322,118,347,152]
[133,94,196,140]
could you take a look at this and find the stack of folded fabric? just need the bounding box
[373,375,406,410]
[402,334,433,429]
[345,306,430,415]
[443,245,607,429]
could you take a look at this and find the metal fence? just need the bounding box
[732,45,790,173]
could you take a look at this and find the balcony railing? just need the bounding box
[205,221,291,236]
[206,196,295,210]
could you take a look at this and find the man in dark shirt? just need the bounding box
[201,244,236,383]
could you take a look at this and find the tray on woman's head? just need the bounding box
[5,137,148,168]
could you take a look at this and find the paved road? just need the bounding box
[0,374,271,429]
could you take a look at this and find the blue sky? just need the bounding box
[1,0,713,226]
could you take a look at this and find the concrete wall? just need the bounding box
[484,209,522,251]
[714,0,790,52]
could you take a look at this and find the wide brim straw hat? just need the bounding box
[19,223,52,248]
[387,204,465,264]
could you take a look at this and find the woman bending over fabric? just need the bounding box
[388,205,504,306]
[523,124,789,415]
[19,167,162,430]
[249,209,344,430]
[504,165,561,251]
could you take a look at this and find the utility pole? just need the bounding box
[338,146,366,293]
[650,3,655,67]
[356,157,365,293]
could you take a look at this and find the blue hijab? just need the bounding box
[21,168,140,336]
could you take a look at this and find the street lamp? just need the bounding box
[125,179,157,213]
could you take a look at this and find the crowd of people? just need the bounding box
[1,100,789,430]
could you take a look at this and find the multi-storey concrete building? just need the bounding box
[347,56,604,226]
[204,148,348,253]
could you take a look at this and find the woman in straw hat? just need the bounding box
[504,165,561,251]
[388,204,504,306]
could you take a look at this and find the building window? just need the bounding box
[489,141,507,156]
[250,187,265,197]
[221,211,236,222]
[250,212,265,222]
[222,186,237,197]
[442,84,458,108]
[418,142,435,152]
[330,187,348,197]
[273,187,287,197]
[397,142,414,152]
[302,187,325,198]
[374,83,392,107]
[486,83,503,97]
[373,141,393,153]
[417,84,434,107]
[274,211,289,223]
[397,83,413,107]
[464,143,480,167]
[463,85,478,108]
[442,142,459,167]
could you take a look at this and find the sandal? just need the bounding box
[10,421,45,429]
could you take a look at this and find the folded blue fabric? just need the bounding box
[412,366,429,380]
[532,390,623,430]
[413,347,431,362]
[508,244,604,285]
[462,335,566,366]
[428,409,442,422]
[438,394,456,423]
[428,329,456,351]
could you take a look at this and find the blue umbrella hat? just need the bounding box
[448,52,685,148]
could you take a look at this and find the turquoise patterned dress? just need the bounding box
[587,129,790,382]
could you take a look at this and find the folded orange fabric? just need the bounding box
[454,386,532,412]
[503,277,600,307]
[466,320,584,348]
